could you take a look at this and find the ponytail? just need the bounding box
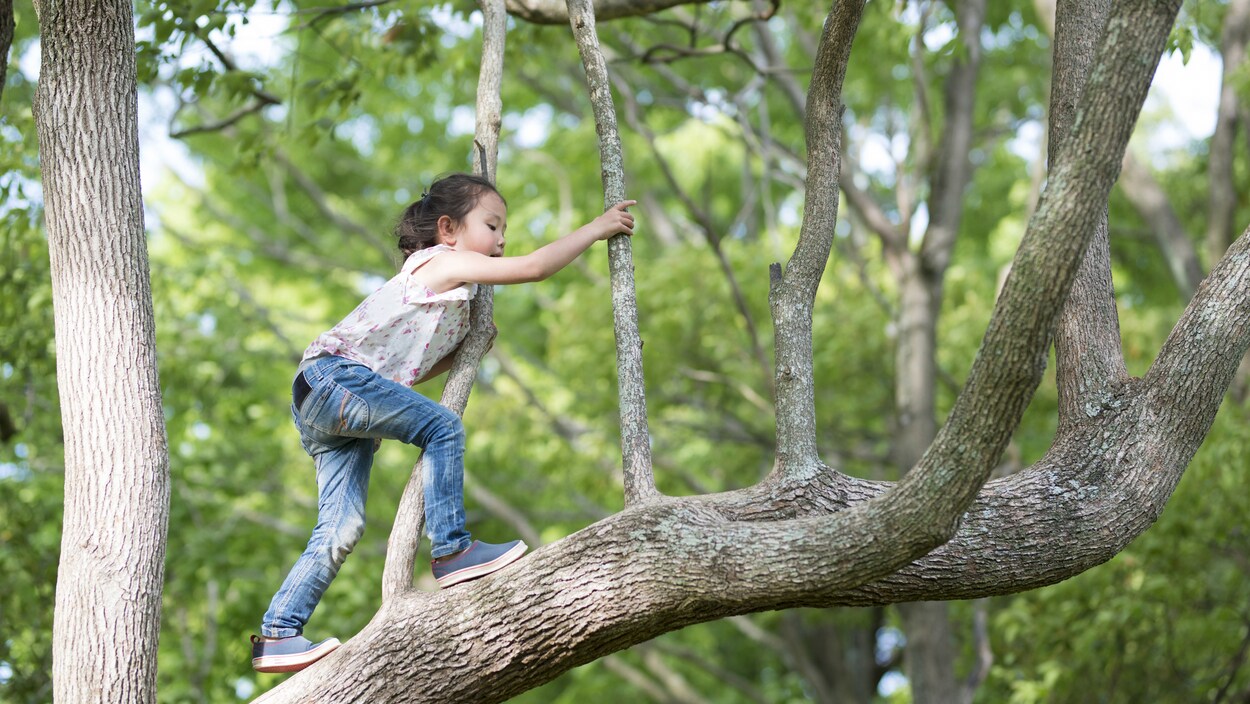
[394,173,504,266]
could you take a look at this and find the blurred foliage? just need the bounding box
[3,0,1248,702]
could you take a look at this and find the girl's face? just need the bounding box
[441,191,507,257]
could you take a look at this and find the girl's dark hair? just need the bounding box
[395,173,505,262]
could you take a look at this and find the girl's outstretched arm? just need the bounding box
[423,201,636,291]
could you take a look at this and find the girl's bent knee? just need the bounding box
[325,515,366,567]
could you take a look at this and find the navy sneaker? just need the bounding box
[251,634,341,673]
[432,540,528,588]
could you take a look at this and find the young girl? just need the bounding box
[251,173,636,673]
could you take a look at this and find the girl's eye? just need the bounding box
[488,225,497,231]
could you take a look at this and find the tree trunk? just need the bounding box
[1,0,14,103]
[32,0,171,701]
[895,0,985,699]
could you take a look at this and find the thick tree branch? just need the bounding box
[769,0,865,473]
[380,0,506,602]
[1144,228,1250,450]
[567,0,657,505]
[887,0,1178,539]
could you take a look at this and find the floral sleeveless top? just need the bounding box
[303,245,475,386]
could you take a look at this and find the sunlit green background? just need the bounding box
[3,1,1248,702]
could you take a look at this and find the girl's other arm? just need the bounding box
[431,201,636,289]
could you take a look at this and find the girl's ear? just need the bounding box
[436,214,457,245]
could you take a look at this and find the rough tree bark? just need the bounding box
[32,0,171,701]
[242,3,1237,704]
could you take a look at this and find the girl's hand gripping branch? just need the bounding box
[418,198,638,292]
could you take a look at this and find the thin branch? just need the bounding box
[601,655,678,703]
[567,0,657,505]
[271,149,394,260]
[750,0,806,118]
[907,2,936,177]
[509,0,718,25]
[169,97,278,138]
[918,0,985,275]
[381,0,507,601]
[651,641,771,704]
[294,0,395,30]
[613,73,773,394]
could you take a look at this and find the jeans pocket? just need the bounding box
[306,382,371,437]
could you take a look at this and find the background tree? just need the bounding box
[30,0,170,701]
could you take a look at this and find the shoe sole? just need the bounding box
[253,639,342,673]
[436,542,528,588]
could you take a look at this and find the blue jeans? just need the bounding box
[261,355,472,638]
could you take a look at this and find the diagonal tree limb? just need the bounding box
[890,0,1178,537]
[380,0,506,602]
[567,0,658,505]
[769,0,865,473]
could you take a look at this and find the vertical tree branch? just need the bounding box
[381,0,506,601]
[613,73,774,394]
[1048,0,1128,431]
[1206,0,1250,265]
[566,0,657,505]
[769,0,866,473]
